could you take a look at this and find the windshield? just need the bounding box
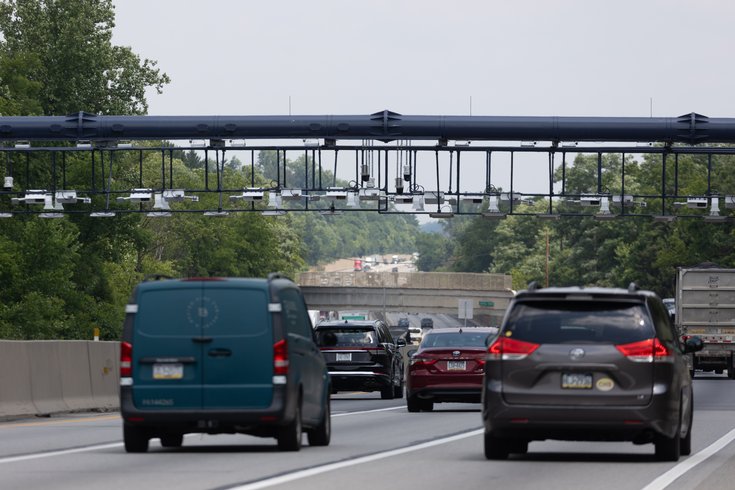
[316,328,378,347]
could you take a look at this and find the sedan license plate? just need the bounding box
[561,372,592,389]
[447,361,466,371]
[336,353,352,362]
[153,363,183,380]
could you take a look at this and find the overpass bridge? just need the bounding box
[297,271,514,326]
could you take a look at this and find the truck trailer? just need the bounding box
[676,266,735,379]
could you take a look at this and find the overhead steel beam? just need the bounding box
[0,110,729,144]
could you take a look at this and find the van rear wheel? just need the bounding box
[160,433,183,448]
[277,405,302,451]
[380,385,395,400]
[307,397,331,446]
[123,425,149,453]
[484,432,509,460]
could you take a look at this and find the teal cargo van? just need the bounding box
[120,274,330,452]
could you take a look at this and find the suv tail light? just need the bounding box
[615,338,672,362]
[487,337,540,360]
[120,341,132,377]
[273,339,289,375]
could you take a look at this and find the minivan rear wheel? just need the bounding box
[484,432,509,460]
[380,384,395,400]
[655,409,682,461]
[277,404,302,451]
[123,425,149,453]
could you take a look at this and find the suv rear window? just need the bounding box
[316,328,378,347]
[505,300,654,345]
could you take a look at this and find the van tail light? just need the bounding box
[120,341,133,377]
[273,339,289,376]
[615,338,672,363]
[487,337,540,360]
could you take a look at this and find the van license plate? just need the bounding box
[447,361,466,370]
[561,373,592,389]
[336,353,352,362]
[153,363,183,380]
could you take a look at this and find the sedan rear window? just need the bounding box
[316,328,378,347]
[421,331,491,348]
[505,301,654,345]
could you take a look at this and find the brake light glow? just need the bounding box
[487,337,540,360]
[120,341,132,377]
[273,339,289,375]
[615,338,672,362]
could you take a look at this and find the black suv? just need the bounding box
[315,320,406,399]
[482,283,703,461]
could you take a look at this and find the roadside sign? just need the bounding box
[458,299,474,319]
[479,301,495,307]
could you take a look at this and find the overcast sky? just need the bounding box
[111,0,735,199]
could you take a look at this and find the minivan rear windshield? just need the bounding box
[316,328,378,347]
[504,301,654,345]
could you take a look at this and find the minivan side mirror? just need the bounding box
[683,336,704,354]
[396,338,407,347]
[407,349,418,358]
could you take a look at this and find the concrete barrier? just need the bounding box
[0,341,36,417]
[57,341,95,411]
[88,341,119,409]
[0,340,120,419]
[28,341,69,415]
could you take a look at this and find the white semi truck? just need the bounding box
[676,266,735,379]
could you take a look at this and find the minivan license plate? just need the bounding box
[336,353,352,362]
[447,361,466,370]
[153,363,183,380]
[561,373,592,389]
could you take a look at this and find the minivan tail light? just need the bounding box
[615,338,672,363]
[273,339,289,376]
[120,341,133,377]
[487,337,540,360]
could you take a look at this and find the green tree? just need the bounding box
[0,0,169,115]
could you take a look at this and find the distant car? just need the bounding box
[420,318,434,329]
[407,327,497,412]
[482,283,703,461]
[663,297,675,317]
[315,320,406,399]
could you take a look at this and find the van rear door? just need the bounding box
[133,284,203,409]
[201,281,273,409]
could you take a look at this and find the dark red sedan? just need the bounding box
[407,327,497,412]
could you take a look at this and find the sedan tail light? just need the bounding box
[615,338,672,363]
[487,336,540,360]
[409,356,438,367]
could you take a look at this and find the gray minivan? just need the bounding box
[120,274,330,452]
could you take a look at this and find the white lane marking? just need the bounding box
[0,442,123,464]
[332,406,404,417]
[0,405,405,464]
[641,427,735,490]
[227,429,484,490]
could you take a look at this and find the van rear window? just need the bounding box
[505,301,654,345]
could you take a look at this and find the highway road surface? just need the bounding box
[1,374,735,490]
